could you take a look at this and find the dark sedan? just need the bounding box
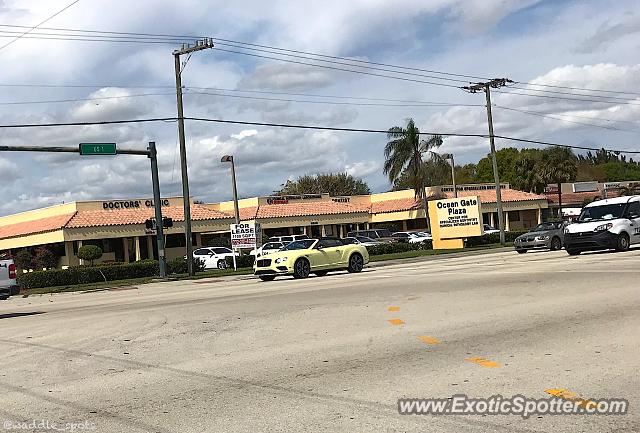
[514,221,566,253]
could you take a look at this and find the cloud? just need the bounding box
[345,160,380,178]
[578,13,640,53]
[238,63,335,90]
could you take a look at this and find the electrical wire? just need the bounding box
[0,92,175,106]
[0,115,637,154]
[0,0,81,52]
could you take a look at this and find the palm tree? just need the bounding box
[537,147,578,218]
[383,118,442,228]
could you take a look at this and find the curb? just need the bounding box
[367,246,513,268]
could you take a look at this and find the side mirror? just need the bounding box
[315,244,324,250]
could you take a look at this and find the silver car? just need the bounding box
[514,221,566,253]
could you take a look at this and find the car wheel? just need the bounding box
[217,259,227,269]
[259,275,276,282]
[347,253,364,273]
[314,271,328,277]
[550,237,562,251]
[615,233,630,252]
[516,250,527,254]
[293,258,310,279]
[567,249,581,256]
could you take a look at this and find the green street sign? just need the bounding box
[79,143,117,155]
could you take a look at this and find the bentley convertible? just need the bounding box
[253,237,369,281]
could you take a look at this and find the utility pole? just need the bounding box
[442,153,457,198]
[148,142,167,278]
[462,78,513,245]
[173,39,214,276]
[221,155,240,271]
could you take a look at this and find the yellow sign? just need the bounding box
[429,196,482,239]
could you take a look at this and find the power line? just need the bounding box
[494,105,640,133]
[0,115,636,154]
[0,0,81,52]
[0,24,637,99]
[185,90,483,108]
[0,92,175,106]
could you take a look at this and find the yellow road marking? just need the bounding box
[387,306,400,312]
[417,336,441,345]
[545,388,595,408]
[465,357,500,368]
[388,319,405,326]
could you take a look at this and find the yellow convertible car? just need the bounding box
[253,237,369,281]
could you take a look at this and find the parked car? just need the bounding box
[191,247,238,269]
[391,231,428,244]
[346,229,396,243]
[564,195,640,255]
[0,256,18,300]
[268,234,309,244]
[415,232,433,240]
[253,237,369,281]
[342,236,380,247]
[514,221,566,253]
[249,241,285,257]
[483,224,500,234]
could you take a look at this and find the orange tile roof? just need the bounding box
[371,197,423,214]
[442,188,546,204]
[545,190,620,206]
[0,213,75,240]
[66,205,232,228]
[253,201,370,219]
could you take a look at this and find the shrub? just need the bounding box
[166,257,206,274]
[34,247,58,270]
[14,250,33,270]
[225,255,255,268]
[366,241,432,256]
[77,245,103,266]
[17,260,160,290]
[465,231,527,247]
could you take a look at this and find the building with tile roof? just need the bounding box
[0,184,549,268]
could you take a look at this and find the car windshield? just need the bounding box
[532,222,559,231]
[281,239,316,250]
[578,203,627,222]
[262,242,281,250]
[356,236,376,242]
[376,229,392,237]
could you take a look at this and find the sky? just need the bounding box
[0,0,639,215]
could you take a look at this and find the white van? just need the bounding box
[564,195,640,255]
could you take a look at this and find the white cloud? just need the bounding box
[345,161,380,178]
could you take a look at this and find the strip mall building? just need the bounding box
[0,184,548,268]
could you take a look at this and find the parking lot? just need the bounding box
[0,249,638,433]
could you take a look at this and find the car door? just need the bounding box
[310,239,337,268]
[193,248,213,268]
[626,200,640,244]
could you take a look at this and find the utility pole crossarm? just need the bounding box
[173,39,215,56]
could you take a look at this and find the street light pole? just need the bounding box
[222,155,240,270]
[173,39,214,276]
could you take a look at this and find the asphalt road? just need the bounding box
[0,249,638,433]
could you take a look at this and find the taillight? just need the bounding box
[8,263,16,279]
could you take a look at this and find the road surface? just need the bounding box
[0,249,638,432]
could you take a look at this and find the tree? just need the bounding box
[476,147,521,185]
[14,250,33,270]
[77,245,103,266]
[392,156,450,191]
[278,173,370,196]
[34,247,58,270]
[383,118,442,228]
[513,149,546,193]
[538,147,578,218]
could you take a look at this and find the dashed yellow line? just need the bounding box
[545,388,595,408]
[465,357,500,368]
[387,306,400,312]
[417,335,441,345]
[388,319,405,326]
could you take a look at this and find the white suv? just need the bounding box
[564,195,640,255]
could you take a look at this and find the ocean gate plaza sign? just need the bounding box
[231,222,262,250]
[429,196,483,240]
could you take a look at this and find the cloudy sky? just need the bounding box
[0,0,639,215]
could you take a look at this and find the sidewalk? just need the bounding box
[367,246,513,268]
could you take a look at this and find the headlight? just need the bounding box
[564,228,569,234]
[594,223,613,232]
[274,257,289,264]
[536,235,549,241]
